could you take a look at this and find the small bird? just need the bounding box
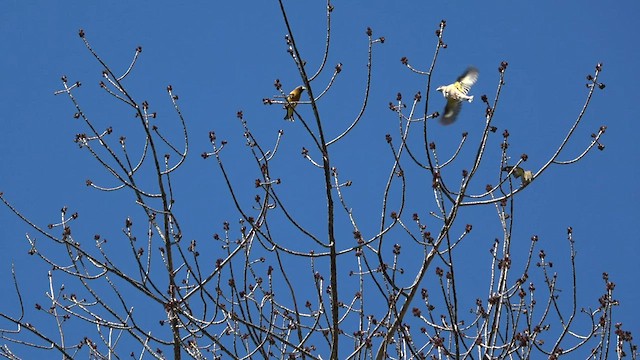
[502,166,533,186]
[283,85,306,121]
[436,67,479,125]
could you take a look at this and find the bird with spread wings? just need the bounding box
[436,67,479,125]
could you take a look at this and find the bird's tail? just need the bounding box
[467,95,474,103]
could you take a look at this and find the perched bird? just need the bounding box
[436,67,479,125]
[502,166,533,186]
[283,85,306,121]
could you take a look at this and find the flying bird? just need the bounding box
[436,67,479,125]
[502,166,533,186]
[283,85,306,121]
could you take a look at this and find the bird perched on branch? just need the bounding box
[436,67,479,125]
[502,166,533,186]
[283,85,306,121]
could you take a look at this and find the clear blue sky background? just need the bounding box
[1,0,638,357]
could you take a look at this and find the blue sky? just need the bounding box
[1,0,638,357]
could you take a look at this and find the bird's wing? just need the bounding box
[284,90,297,120]
[289,90,301,102]
[440,97,462,125]
[512,167,525,178]
[502,165,525,178]
[288,86,305,102]
[455,67,479,94]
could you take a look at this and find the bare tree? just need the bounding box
[0,2,636,359]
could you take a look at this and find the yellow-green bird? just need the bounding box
[283,85,306,121]
[502,166,533,186]
[436,67,479,125]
